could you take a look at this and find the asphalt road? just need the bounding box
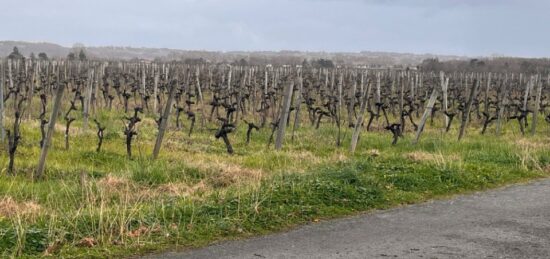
[148,179,550,259]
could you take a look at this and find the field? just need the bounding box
[0,60,549,258]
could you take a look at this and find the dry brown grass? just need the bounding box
[139,118,158,129]
[330,151,349,162]
[287,150,322,166]
[127,225,156,238]
[515,138,550,150]
[0,196,42,218]
[367,149,381,157]
[53,123,87,135]
[156,181,208,197]
[94,174,154,203]
[24,120,85,135]
[405,151,460,163]
[97,174,131,189]
[208,162,263,188]
[76,237,97,248]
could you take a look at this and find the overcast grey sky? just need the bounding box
[2,0,548,57]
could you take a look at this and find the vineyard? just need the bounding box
[1,58,550,257]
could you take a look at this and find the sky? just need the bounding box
[1,0,549,57]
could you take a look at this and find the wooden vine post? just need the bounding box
[83,69,94,132]
[350,78,372,153]
[36,81,66,179]
[348,77,357,126]
[291,68,303,141]
[458,79,478,140]
[26,63,37,121]
[141,64,146,98]
[8,59,14,93]
[195,66,206,128]
[413,87,439,144]
[496,78,509,136]
[264,67,268,96]
[374,72,381,128]
[440,71,449,128]
[336,72,343,146]
[227,65,232,90]
[0,61,4,141]
[274,79,295,150]
[531,79,542,135]
[195,66,203,102]
[484,72,491,114]
[152,81,177,159]
[398,73,405,128]
[522,76,531,111]
[153,69,159,113]
[375,72,381,104]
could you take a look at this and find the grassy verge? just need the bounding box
[0,112,549,258]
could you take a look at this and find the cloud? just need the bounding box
[1,0,548,57]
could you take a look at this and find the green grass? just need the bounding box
[0,109,549,258]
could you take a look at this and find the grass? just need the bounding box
[0,108,549,258]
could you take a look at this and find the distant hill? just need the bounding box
[0,41,70,58]
[0,40,469,66]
